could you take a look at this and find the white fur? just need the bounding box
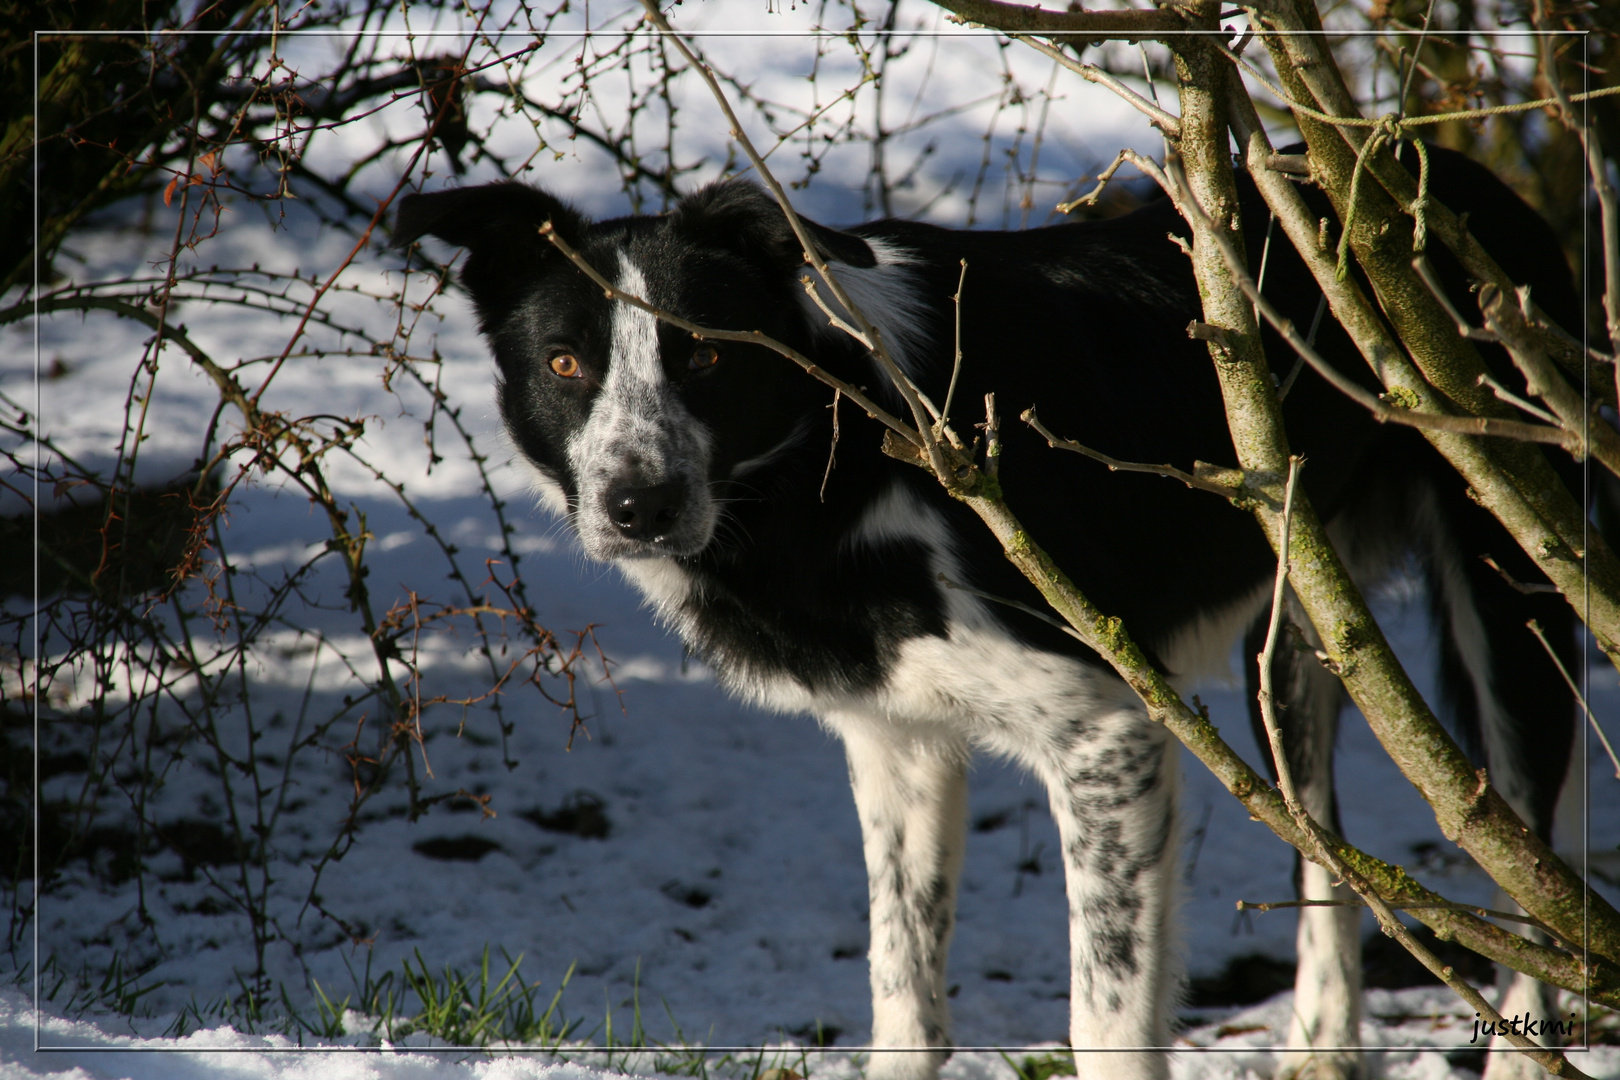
[565,257,718,560]
[799,240,935,382]
[753,484,1176,1079]
[510,436,571,518]
[827,711,967,1080]
[731,418,813,479]
[1158,579,1273,688]
[616,556,697,622]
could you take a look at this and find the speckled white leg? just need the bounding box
[828,714,967,1080]
[1035,705,1178,1080]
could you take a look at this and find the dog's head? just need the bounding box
[395,179,878,562]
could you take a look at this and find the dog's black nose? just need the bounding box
[606,482,683,539]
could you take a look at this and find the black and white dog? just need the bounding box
[396,146,1577,1080]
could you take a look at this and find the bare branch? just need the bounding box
[1255,455,1304,810]
[937,572,1083,643]
[1176,183,1583,455]
[1022,405,1241,499]
[1224,38,1620,680]
[820,390,842,504]
[983,392,1001,480]
[1251,465,1591,1079]
[1410,254,1499,344]
[1007,33,1183,138]
[1236,898,1558,935]
[938,259,970,440]
[1056,150,1131,214]
[1477,373,1564,428]
[1534,0,1620,354]
[1479,283,1620,476]
[1528,619,1620,780]
[1480,556,1561,597]
[925,0,1183,39]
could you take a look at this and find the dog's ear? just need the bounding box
[672,179,876,271]
[393,182,589,317]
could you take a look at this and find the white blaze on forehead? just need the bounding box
[565,253,673,482]
[608,256,663,392]
[565,251,688,488]
[561,249,718,560]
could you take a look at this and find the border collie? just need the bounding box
[396,145,1577,1080]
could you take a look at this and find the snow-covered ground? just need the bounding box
[6,6,1619,1079]
[7,983,1619,1080]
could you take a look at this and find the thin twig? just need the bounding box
[1480,556,1560,596]
[797,274,953,434]
[798,275,873,349]
[1252,212,1275,330]
[1275,295,1327,403]
[1477,373,1563,427]
[1410,254,1498,343]
[938,259,969,438]
[1022,405,1240,498]
[1236,898,1559,935]
[1118,148,1184,216]
[983,393,1001,480]
[1007,32,1182,138]
[1256,457,1304,808]
[937,572,1081,643]
[1397,0,1439,119]
[1056,150,1130,214]
[820,389,841,504]
[1528,618,1620,779]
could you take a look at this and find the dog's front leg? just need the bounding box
[1041,705,1178,1080]
[828,713,968,1080]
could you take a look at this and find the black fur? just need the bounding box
[396,145,1578,1073]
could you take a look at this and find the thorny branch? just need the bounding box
[1022,405,1240,498]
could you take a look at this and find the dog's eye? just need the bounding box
[549,354,582,379]
[689,344,721,370]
